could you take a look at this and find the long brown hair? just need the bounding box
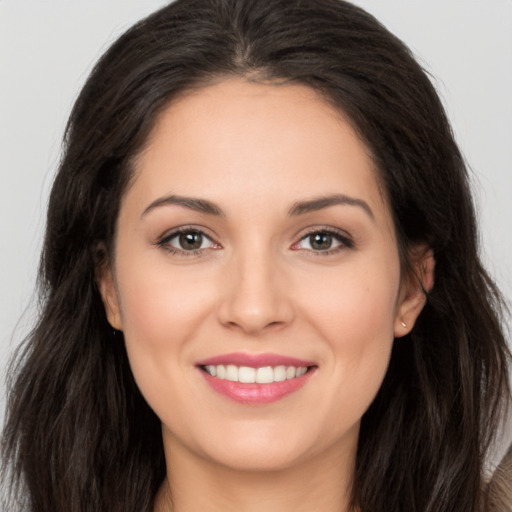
[487,443,512,510]
[2,1,511,510]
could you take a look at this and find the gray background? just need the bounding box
[1,1,511,449]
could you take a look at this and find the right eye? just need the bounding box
[158,229,220,254]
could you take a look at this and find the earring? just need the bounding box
[401,321,407,328]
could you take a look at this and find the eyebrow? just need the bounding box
[288,194,375,220]
[141,194,225,218]
[141,192,374,221]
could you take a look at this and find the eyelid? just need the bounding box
[155,224,353,256]
[156,225,221,255]
[291,226,354,253]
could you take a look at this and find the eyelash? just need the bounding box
[156,227,219,256]
[156,226,354,257]
[292,228,354,255]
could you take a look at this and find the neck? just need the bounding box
[154,433,358,512]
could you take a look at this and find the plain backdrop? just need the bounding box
[1,1,511,444]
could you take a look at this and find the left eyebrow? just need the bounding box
[141,194,225,218]
[288,194,375,221]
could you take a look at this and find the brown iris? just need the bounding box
[179,232,203,250]
[309,233,333,251]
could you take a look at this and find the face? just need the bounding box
[99,78,429,473]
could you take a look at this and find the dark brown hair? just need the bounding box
[2,1,510,511]
[486,442,512,510]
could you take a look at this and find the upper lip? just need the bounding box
[196,352,316,368]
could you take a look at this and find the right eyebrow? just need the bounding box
[141,194,225,218]
[287,193,375,222]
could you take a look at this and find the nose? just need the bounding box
[217,247,295,335]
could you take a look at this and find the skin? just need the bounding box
[99,78,433,512]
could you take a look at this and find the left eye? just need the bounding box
[294,231,350,252]
[161,230,217,252]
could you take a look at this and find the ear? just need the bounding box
[96,258,123,331]
[394,245,435,338]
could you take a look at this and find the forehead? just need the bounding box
[127,78,389,223]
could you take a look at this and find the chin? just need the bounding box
[188,419,357,474]
[204,441,312,473]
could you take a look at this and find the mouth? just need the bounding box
[200,364,310,383]
[196,353,317,404]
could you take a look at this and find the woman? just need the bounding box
[2,0,511,511]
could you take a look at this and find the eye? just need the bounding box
[158,228,219,254]
[302,232,338,251]
[292,229,353,253]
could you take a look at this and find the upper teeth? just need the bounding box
[204,364,308,383]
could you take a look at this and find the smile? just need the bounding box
[202,364,308,383]
[196,353,317,404]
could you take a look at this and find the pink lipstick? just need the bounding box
[196,352,317,404]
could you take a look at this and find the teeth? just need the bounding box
[216,365,226,379]
[274,365,287,382]
[204,364,309,383]
[256,366,274,383]
[238,366,256,383]
[296,367,307,377]
[225,365,238,382]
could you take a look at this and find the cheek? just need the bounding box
[116,249,216,338]
[112,253,217,397]
[299,258,399,414]
[302,257,400,343]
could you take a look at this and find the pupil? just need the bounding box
[179,232,202,250]
[310,233,332,250]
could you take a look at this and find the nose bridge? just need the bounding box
[218,241,293,334]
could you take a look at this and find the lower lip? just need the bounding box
[199,369,314,404]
